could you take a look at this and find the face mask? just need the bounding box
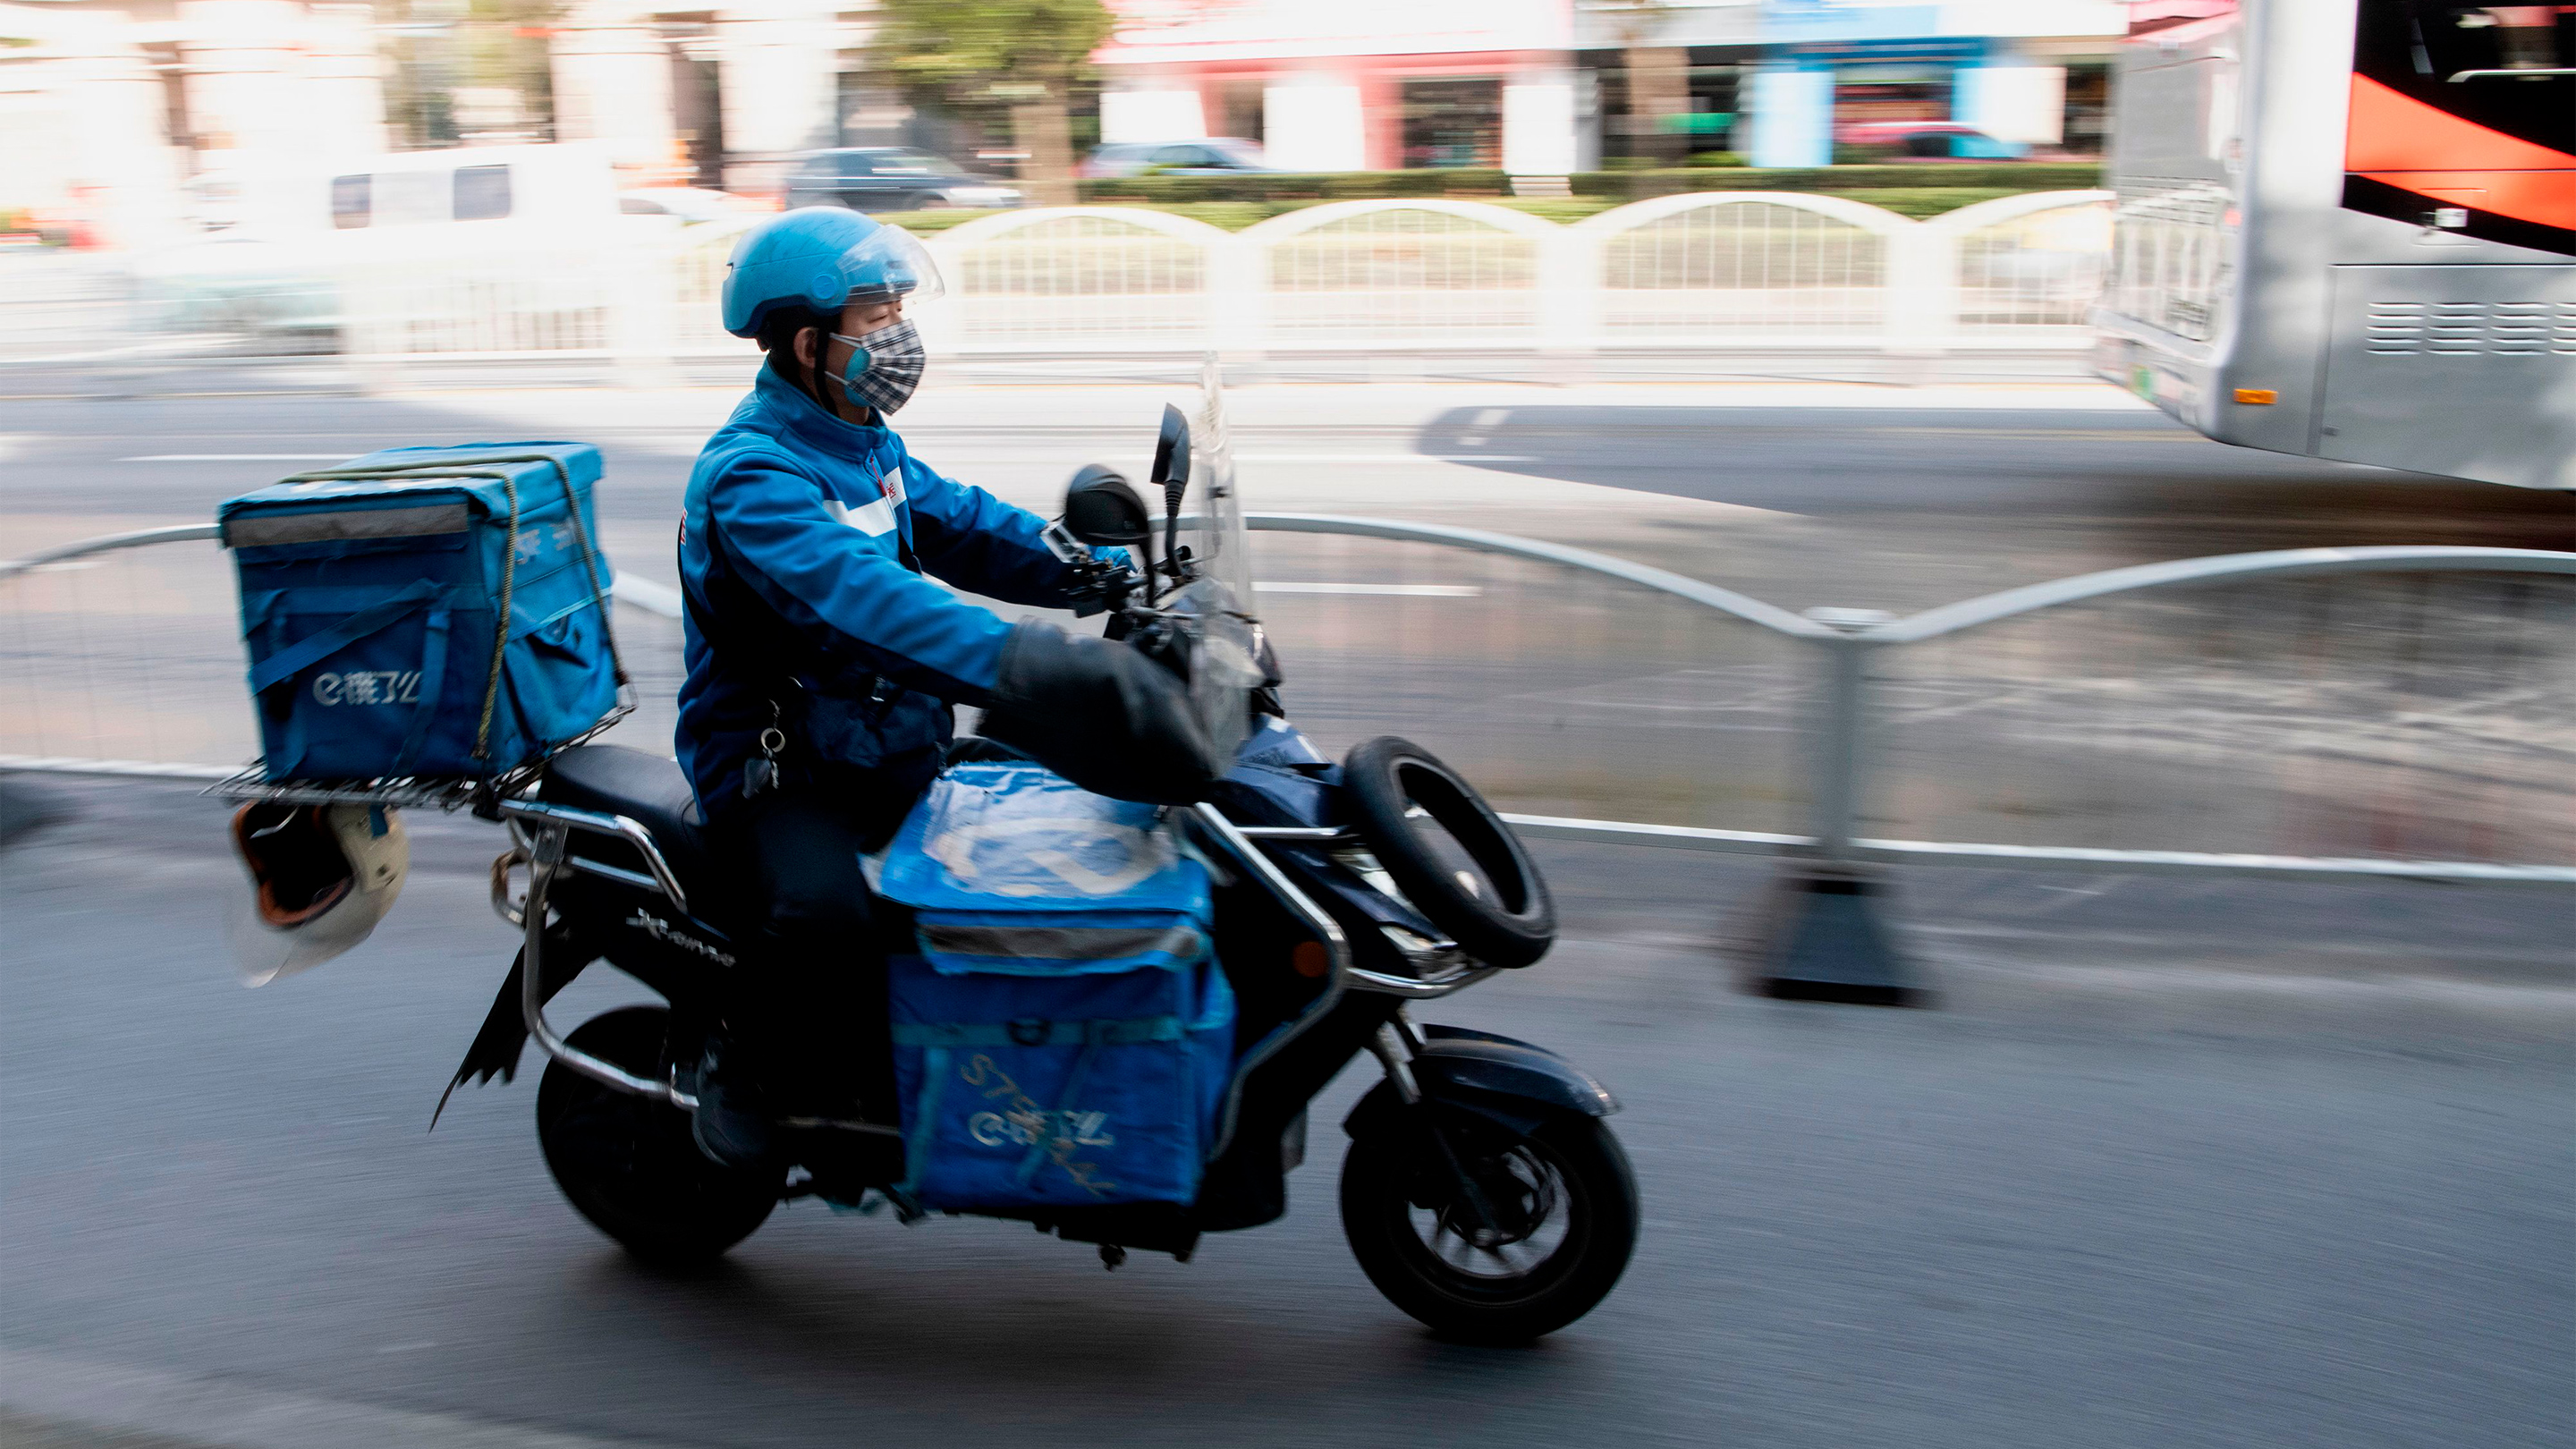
[828,319,925,416]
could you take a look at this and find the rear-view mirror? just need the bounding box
[1149,404,1191,490]
[1061,464,1153,546]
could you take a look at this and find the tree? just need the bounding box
[872,0,1115,207]
[1579,0,1688,174]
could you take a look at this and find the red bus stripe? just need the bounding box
[2346,74,2575,174]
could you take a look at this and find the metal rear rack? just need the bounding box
[200,699,635,811]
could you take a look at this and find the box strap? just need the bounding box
[245,580,453,778]
[245,579,447,695]
[272,452,626,765]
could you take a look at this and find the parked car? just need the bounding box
[618,187,750,225]
[1834,122,2026,160]
[783,149,1023,212]
[1080,139,1271,178]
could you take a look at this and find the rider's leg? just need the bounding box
[741,792,896,1115]
[693,792,892,1166]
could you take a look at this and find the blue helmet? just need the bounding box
[720,207,945,339]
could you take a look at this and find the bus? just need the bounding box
[2094,0,2572,489]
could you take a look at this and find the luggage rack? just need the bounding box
[203,699,634,811]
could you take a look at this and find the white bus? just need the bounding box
[2094,0,2572,489]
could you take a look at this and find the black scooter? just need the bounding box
[445,402,1640,1343]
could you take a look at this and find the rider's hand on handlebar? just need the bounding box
[1065,559,1143,619]
[981,621,1220,804]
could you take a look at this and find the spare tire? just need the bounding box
[1341,737,1555,969]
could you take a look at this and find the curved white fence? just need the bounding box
[1928,190,2114,335]
[1578,192,1910,343]
[927,208,1230,354]
[3,191,2120,375]
[1241,200,1559,351]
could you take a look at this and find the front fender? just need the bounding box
[1343,1025,1620,1142]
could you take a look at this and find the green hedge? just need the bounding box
[1078,170,1514,203]
[1075,162,2101,207]
[1568,162,2103,198]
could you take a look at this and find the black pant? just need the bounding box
[713,790,903,1117]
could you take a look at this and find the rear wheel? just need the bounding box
[1340,1105,1639,1343]
[536,1006,782,1266]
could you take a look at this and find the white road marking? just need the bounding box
[0,1343,665,1449]
[1232,453,1537,464]
[1253,581,1484,597]
[607,573,684,619]
[118,453,356,462]
[1458,407,1509,446]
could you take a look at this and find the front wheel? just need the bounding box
[536,1006,783,1267]
[1340,1105,1639,1343]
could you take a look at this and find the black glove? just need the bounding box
[979,621,1223,805]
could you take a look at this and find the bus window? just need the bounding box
[453,165,513,222]
[2348,2,2573,253]
[2355,3,2574,153]
[331,174,370,230]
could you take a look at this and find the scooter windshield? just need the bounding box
[1165,360,1261,761]
[1187,357,1254,610]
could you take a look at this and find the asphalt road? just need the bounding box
[7,382,2570,604]
[4,383,2572,1447]
[3,776,2571,1449]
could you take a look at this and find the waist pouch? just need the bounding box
[876,762,1235,1211]
[217,444,623,782]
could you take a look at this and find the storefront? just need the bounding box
[1743,1,2123,166]
[1092,0,1575,174]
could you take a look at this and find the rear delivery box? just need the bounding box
[217,444,621,782]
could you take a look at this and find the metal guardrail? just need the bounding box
[0,523,224,582]
[1231,519,2576,887]
[4,519,2571,894]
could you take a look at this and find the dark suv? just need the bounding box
[783,149,1024,212]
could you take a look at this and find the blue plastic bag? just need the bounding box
[877,763,1236,1210]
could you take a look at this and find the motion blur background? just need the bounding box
[0,0,2143,377]
[4,2,2573,1447]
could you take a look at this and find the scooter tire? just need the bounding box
[1341,736,1555,969]
[536,1006,783,1267]
[1340,1104,1639,1344]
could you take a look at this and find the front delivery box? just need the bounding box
[876,764,1237,1212]
[218,445,621,783]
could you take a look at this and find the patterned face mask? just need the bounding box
[830,318,926,416]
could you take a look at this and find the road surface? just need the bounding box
[3,382,2570,1447]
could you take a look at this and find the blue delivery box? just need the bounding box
[876,763,1237,1212]
[217,445,622,783]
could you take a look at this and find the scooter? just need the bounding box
[445,390,1640,1343]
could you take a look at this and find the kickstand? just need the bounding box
[1098,1243,1127,1272]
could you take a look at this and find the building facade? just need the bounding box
[1093,0,2128,174]
[1733,0,2129,166]
[1090,0,1580,174]
[2,0,2137,250]
[2,0,387,246]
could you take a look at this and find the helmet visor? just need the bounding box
[826,224,945,308]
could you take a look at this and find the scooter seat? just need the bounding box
[535,744,724,909]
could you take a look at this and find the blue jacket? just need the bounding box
[676,369,1107,822]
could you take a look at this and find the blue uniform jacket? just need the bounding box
[675,369,1107,823]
